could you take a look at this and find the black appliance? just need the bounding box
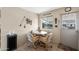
[7,33,17,51]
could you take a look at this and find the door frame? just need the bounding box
[60,11,79,49]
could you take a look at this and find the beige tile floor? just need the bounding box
[16,42,64,51]
[16,36,78,51]
[16,38,78,51]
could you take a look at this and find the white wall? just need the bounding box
[40,7,79,44]
[1,7,38,50]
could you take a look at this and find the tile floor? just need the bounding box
[16,42,64,51]
[16,39,77,51]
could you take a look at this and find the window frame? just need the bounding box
[61,13,77,30]
[40,15,54,31]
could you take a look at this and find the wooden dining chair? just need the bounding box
[32,34,39,48]
[40,35,49,50]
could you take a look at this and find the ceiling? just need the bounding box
[21,7,60,14]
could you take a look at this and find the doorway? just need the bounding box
[60,12,78,50]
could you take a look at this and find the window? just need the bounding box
[62,13,76,29]
[41,16,53,29]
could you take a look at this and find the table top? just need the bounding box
[33,31,47,35]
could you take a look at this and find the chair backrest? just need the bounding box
[48,33,53,43]
[27,32,32,42]
[40,35,49,43]
[32,34,39,42]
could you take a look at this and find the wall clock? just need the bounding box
[65,7,72,12]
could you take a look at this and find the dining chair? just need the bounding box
[32,34,39,48]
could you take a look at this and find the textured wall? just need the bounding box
[1,7,38,50]
[40,7,79,44]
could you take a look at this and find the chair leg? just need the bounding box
[44,44,48,51]
[33,43,37,49]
